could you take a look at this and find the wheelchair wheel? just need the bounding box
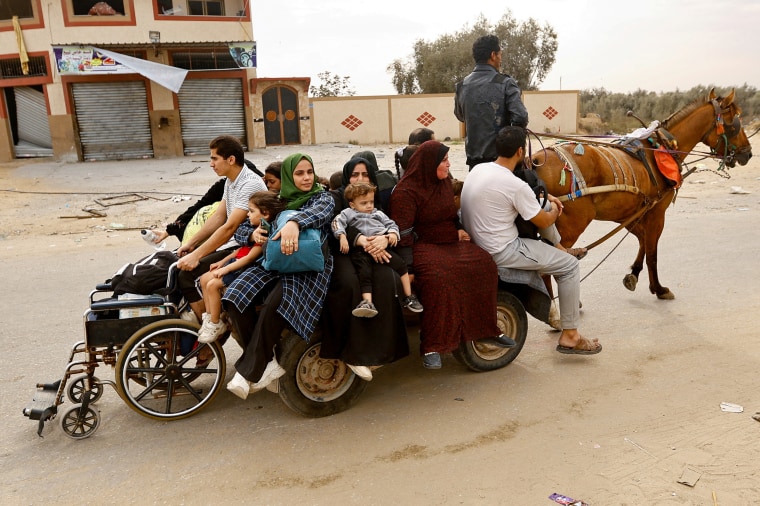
[454,290,528,372]
[66,375,104,404]
[60,403,101,440]
[115,319,226,421]
[278,330,367,418]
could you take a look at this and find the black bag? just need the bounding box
[110,251,179,296]
[513,162,548,239]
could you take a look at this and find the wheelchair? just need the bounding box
[22,264,226,439]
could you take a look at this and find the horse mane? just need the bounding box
[661,94,711,129]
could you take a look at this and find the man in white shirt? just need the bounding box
[177,135,266,319]
[461,126,602,355]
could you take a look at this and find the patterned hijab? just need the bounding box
[396,140,451,199]
[279,153,323,210]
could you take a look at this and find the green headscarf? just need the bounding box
[279,153,323,210]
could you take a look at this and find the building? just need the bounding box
[0,1,311,163]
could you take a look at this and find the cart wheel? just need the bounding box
[60,403,100,440]
[278,330,367,418]
[454,290,528,371]
[66,375,104,404]
[115,319,226,421]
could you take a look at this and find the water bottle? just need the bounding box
[141,229,166,251]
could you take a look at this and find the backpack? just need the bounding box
[110,251,179,296]
[513,162,548,240]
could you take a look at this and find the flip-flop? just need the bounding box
[556,337,602,355]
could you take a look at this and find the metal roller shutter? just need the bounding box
[15,87,53,158]
[178,78,245,155]
[72,81,154,161]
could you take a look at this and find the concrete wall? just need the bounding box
[309,90,579,145]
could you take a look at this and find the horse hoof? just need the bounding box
[623,274,637,291]
[656,289,675,300]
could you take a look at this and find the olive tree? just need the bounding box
[309,71,356,97]
[387,11,557,94]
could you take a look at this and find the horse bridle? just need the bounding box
[706,98,748,166]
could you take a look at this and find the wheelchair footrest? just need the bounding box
[23,381,61,437]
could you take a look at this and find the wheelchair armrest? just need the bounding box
[90,296,166,311]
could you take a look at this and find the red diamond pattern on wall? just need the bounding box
[417,112,436,126]
[543,106,558,120]
[341,115,363,131]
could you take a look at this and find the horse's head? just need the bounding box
[702,89,753,167]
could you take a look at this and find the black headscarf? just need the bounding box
[341,157,379,188]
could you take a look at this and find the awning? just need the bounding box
[92,47,188,93]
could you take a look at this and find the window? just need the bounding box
[61,0,135,26]
[171,50,237,70]
[0,0,34,20]
[188,1,223,16]
[71,0,125,15]
[0,0,43,30]
[155,1,248,18]
[0,55,49,80]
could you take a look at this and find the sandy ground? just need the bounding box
[1,139,759,505]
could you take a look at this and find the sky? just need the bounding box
[252,0,760,96]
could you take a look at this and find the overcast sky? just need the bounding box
[252,0,760,95]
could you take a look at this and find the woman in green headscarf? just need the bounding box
[222,153,335,400]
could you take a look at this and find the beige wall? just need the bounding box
[523,91,579,134]
[309,91,579,145]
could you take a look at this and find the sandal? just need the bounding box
[556,336,602,355]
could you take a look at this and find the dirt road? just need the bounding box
[1,141,759,505]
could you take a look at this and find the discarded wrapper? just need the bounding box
[677,466,702,487]
[720,402,744,413]
[549,492,588,506]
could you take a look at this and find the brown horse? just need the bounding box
[531,89,752,300]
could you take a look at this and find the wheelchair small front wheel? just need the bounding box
[66,375,104,404]
[60,403,100,440]
[115,319,225,421]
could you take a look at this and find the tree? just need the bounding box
[387,11,557,94]
[309,71,356,97]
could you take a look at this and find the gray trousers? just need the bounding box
[492,236,580,330]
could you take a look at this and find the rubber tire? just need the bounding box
[60,403,100,440]
[115,319,226,421]
[454,290,528,372]
[278,330,368,418]
[66,375,104,404]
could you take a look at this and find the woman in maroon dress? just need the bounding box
[390,140,515,369]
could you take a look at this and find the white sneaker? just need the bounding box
[197,317,227,344]
[347,364,373,381]
[251,358,286,391]
[226,372,251,400]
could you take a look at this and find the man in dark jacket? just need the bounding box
[455,34,529,170]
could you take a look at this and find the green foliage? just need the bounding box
[580,84,760,134]
[309,71,356,97]
[387,11,557,94]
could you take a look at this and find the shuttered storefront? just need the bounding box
[72,81,153,161]
[14,87,53,158]
[178,78,245,155]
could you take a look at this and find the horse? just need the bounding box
[530,88,752,300]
